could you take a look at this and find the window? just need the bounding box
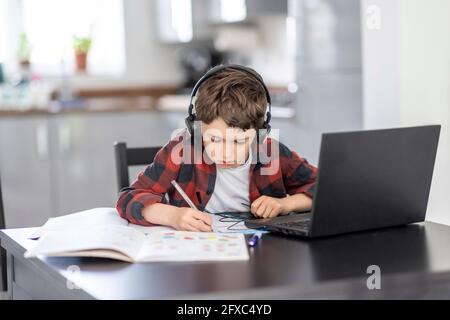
[0,0,22,73]
[220,0,246,23]
[155,0,193,43]
[0,0,125,76]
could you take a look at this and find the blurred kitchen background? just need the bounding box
[0,0,449,228]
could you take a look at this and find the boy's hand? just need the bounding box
[171,208,212,232]
[251,196,286,219]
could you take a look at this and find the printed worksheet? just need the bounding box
[137,231,249,261]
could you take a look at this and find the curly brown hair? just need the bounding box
[194,67,268,130]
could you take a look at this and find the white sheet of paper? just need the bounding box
[25,225,146,260]
[29,207,174,240]
[136,231,249,261]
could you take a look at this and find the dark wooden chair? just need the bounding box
[114,142,161,192]
[0,171,7,291]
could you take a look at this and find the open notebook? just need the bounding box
[25,225,249,262]
[25,208,249,262]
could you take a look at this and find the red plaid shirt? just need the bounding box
[116,130,318,225]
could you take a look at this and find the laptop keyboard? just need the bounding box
[276,219,311,230]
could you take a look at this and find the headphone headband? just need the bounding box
[189,64,272,106]
[186,64,272,137]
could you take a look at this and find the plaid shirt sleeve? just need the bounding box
[279,141,318,198]
[116,137,182,225]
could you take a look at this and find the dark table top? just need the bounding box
[2,221,450,299]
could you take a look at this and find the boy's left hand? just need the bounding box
[251,196,286,219]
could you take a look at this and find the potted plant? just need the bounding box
[17,32,33,68]
[73,36,92,73]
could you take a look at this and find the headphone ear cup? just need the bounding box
[185,115,195,135]
[185,102,196,135]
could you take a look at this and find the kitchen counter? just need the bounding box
[155,93,296,118]
[0,97,158,117]
[0,83,293,118]
[0,96,295,118]
[0,83,179,117]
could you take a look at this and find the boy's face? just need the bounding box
[202,117,256,169]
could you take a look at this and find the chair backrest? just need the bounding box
[0,172,6,291]
[114,142,161,192]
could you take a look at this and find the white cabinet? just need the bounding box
[0,117,55,228]
[0,111,187,227]
[52,111,185,215]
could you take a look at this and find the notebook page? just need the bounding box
[29,207,127,240]
[136,231,249,262]
[25,225,146,261]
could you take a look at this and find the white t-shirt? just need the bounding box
[205,152,252,213]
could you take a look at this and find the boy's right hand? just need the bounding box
[171,208,213,232]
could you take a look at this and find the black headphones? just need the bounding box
[185,64,272,140]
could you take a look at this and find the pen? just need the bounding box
[247,232,263,247]
[171,180,213,230]
[171,180,198,210]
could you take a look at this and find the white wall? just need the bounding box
[362,0,401,128]
[250,16,296,86]
[398,0,450,226]
[362,0,450,225]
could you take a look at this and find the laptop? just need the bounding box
[245,125,441,238]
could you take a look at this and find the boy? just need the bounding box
[116,65,317,232]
